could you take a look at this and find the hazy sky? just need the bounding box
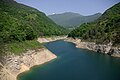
[16,0,120,16]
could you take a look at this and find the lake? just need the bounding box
[18,40,120,80]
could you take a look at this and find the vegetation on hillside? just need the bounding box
[0,0,68,55]
[68,2,120,46]
[0,0,68,43]
[48,12,101,28]
[0,40,43,56]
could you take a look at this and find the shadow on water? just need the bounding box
[18,40,120,80]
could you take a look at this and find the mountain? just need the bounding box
[48,12,102,27]
[0,0,68,43]
[68,2,120,46]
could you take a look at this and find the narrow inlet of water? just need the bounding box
[18,40,120,80]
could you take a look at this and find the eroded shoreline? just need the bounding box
[0,48,57,80]
[65,38,120,57]
[0,36,66,80]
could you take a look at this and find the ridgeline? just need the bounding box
[0,0,68,55]
[68,2,120,46]
[48,12,101,28]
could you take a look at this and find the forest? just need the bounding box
[0,0,68,55]
[0,0,68,43]
[68,2,120,46]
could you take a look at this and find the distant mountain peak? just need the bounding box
[48,12,102,28]
[49,12,83,16]
[62,12,82,15]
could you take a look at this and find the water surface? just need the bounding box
[18,40,120,80]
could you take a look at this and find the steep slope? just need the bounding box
[68,2,120,46]
[0,0,67,43]
[48,12,101,27]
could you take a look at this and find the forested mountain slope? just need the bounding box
[48,12,101,28]
[68,2,120,46]
[0,0,67,43]
[0,0,68,55]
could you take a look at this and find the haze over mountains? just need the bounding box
[48,12,102,28]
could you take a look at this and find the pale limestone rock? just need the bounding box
[0,49,57,80]
[65,38,120,57]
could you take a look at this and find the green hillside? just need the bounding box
[48,12,101,28]
[68,2,120,46]
[0,0,68,43]
[0,0,68,55]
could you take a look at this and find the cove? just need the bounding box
[18,40,120,80]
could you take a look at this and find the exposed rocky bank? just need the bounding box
[37,36,67,43]
[0,36,67,80]
[0,48,57,80]
[65,38,120,57]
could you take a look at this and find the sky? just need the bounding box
[16,0,120,16]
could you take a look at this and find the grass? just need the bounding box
[0,40,44,55]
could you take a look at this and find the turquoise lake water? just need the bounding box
[18,40,120,80]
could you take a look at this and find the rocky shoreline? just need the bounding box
[0,48,57,80]
[0,36,67,80]
[65,38,120,57]
[37,36,67,43]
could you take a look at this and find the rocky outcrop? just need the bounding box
[0,36,67,80]
[109,47,120,57]
[37,36,67,43]
[65,38,120,57]
[0,48,57,80]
